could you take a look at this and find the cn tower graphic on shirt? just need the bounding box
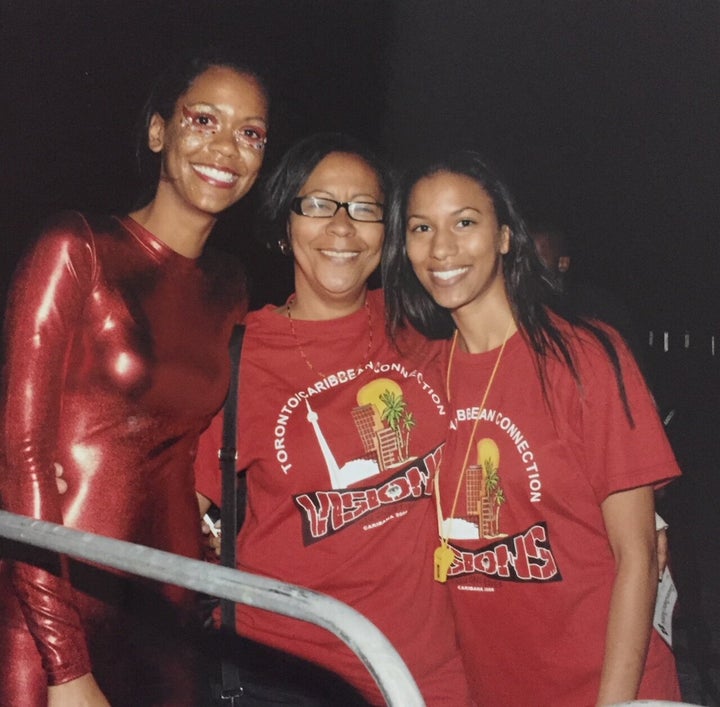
[293,377,441,545]
[305,378,417,489]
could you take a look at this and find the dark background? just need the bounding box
[3,1,719,329]
[1,1,719,698]
[3,0,718,442]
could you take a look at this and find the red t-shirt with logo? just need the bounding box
[439,321,681,706]
[195,289,471,706]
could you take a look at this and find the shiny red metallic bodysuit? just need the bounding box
[0,212,245,705]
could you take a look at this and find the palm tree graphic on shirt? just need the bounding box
[379,389,416,459]
[478,442,507,538]
[441,437,509,540]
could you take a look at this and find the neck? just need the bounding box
[129,195,216,259]
[286,284,369,321]
[452,294,516,353]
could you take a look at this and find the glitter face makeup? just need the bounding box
[150,66,268,218]
[181,104,267,151]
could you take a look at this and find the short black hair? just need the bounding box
[259,132,391,251]
[135,48,269,200]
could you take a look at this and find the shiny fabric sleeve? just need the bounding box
[2,215,94,683]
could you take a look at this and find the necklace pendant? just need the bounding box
[433,543,455,583]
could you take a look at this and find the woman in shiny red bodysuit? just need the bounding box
[0,54,269,706]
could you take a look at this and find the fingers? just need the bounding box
[201,515,222,557]
[655,513,669,580]
[54,462,68,494]
[656,528,668,579]
[202,514,221,538]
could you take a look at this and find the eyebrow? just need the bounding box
[407,206,481,219]
[306,190,381,201]
[184,102,218,112]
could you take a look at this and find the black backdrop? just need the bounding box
[3,1,719,329]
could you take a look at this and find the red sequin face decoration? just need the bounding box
[181,104,267,151]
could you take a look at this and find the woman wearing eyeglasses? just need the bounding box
[195,133,472,706]
[0,52,268,706]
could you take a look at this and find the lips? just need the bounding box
[431,266,470,282]
[319,249,360,260]
[191,163,239,187]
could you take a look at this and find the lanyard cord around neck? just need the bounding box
[434,319,513,582]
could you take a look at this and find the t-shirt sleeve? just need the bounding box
[576,330,681,502]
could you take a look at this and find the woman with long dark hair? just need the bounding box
[383,150,681,706]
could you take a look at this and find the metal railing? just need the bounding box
[0,509,424,706]
[646,329,719,357]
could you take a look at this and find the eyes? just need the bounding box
[291,196,384,223]
[181,105,267,151]
[237,126,267,150]
[182,106,219,133]
[407,217,477,234]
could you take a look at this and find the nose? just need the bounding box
[209,127,241,158]
[429,226,457,260]
[327,205,356,237]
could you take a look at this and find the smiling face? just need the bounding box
[288,151,384,317]
[405,170,511,320]
[149,65,268,216]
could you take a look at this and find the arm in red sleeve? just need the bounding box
[2,213,95,683]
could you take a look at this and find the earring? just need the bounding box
[278,239,292,256]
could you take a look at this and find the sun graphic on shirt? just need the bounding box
[356,378,416,465]
[357,378,403,414]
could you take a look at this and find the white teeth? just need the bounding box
[192,165,238,184]
[320,250,358,259]
[433,267,469,281]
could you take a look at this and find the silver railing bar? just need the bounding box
[0,510,424,706]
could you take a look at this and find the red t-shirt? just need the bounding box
[439,322,681,706]
[196,290,472,706]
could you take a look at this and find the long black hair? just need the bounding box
[383,150,632,422]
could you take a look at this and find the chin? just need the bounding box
[322,283,366,299]
[432,293,471,312]
[192,196,238,215]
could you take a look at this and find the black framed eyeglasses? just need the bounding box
[290,196,384,223]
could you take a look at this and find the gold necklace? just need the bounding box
[286,294,374,378]
[434,320,513,583]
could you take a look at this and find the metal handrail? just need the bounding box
[0,510,424,706]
